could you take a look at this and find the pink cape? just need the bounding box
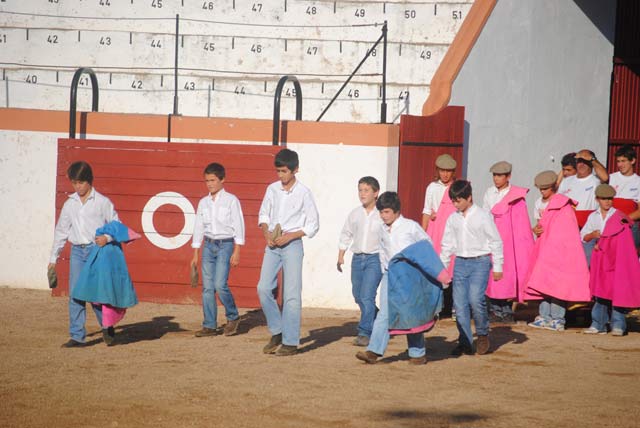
[590,210,640,308]
[426,186,456,273]
[486,186,535,302]
[523,194,591,302]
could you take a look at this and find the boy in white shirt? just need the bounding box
[356,192,446,365]
[257,149,320,356]
[191,163,245,338]
[440,180,504,356]
[337,176,383,347]
[609,144,640,251]
[49,161,119,348]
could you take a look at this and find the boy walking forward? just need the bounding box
[356,192,451,365]
[191,163,245,337]
[440,180,504,355]
[257,149,319,356]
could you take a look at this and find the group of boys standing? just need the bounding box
[51,145,640,364]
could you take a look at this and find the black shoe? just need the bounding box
[451,344,474,356]
[61,339,86,348]
[195,327,221,337]
[275,344,298,356]
[263,333,282,354]
[103,327,115,346]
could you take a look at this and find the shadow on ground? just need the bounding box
[376,409,488,428]
[298,321,358,353]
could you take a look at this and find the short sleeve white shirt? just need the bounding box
[422,180,448,216]
[609,172,640,202]
[558,174,600,211]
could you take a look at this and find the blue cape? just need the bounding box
[70,221,138,308]
[387,240,445,330]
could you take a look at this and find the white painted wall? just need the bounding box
[449,0,616,212]
[0,0,473,123]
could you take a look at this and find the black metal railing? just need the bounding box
[316,20,388,123]
[69,67,99,139]
[272,75,302,146]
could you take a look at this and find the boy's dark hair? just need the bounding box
[615,144,637,161]
[67,161,93,185]
[204,162,225,180]
[448,180,473,201]
[561,152,577,168]
[274,149,299,171]
[376,191,401,213]
[358,176,380,192]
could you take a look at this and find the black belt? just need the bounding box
[456,254,490,260]
[204,237,234,244]
[353,252,377,256]
[73,243,93,248]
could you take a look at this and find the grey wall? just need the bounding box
[449,0,616,212]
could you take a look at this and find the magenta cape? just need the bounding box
[523,194,591,302]
[590,210,640,308]
[426,185,456,273]
[486,186,534,302]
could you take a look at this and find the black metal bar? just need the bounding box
[381,20,388,123]
[316,28,385,122]
[273,75,302,146]
[69,67,99,139]
[173,14,180,115]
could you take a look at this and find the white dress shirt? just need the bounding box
[338,206,382,254]
[440,204,504,272]
[558,174,600,211]
[192,189,245,248]
[379,215,431,270]
[49,188,119,263]
[482,185,511,210]
[422,180,448,215]
[609,172,640,202]
[533,197,549,222]
[258,180,320,239]
[580,208,617,243]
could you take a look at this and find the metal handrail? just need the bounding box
[69,67,99,139]
[272,75,302,146]
[316,21,388,123]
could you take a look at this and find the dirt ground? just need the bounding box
[1,287,639,428]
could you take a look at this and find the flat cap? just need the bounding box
[595,184,616,198]
[490,161,512,174]
[534,170,557,188]
[435,154,457,170]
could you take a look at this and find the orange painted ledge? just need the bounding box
[0,108,399,147]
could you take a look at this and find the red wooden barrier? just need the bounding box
[397,107,465,223]
[52,139,281,307]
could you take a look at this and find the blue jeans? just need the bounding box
[201,239,239,329]
[489,298,513,317]
[351,253,382,337]
[367,273,426,358]
[452,256,491,349]
[539,297,566,323]
[590,298,628,332]
[582,239,596,267]
[69,244,103,342]
[257,239,304,346]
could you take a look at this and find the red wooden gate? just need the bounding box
[53,139,280,307]
[397,107,465,223]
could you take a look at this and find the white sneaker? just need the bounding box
[582,326,606,335]
[611,328,625,336]
[544,320,565,332]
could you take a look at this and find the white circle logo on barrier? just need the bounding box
[142,191,195,250]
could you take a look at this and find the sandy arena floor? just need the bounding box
[1,287,639,428]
